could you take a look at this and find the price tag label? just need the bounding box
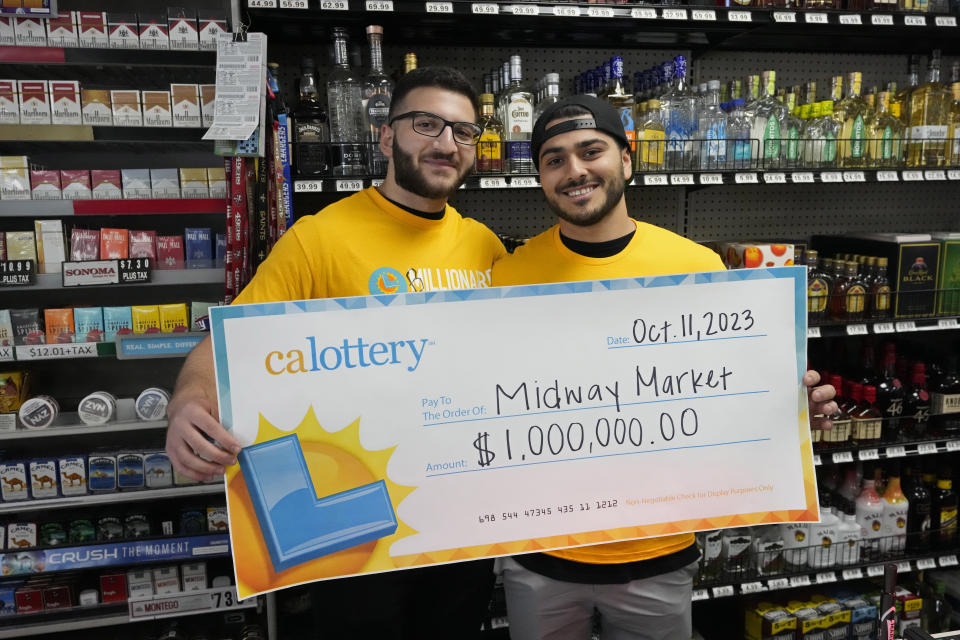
[692,9,716,20]
[700,173,723,185]
[426,1,453,11]
[773,11,796,22]
[924,170,946,181]
[896,321,917,332]
[662,8,687,19]
[805,12,828,23]
[807,326,821,339]
[905,14,926,26]
[792,172,815,184]
[859,448,879,461]
[480,177,507,189]
[843,171,865,182]
[897,561,912,573]
[940,318,960,330]
[692,589,709,601]
[735,172,758,184]
[671,174,695,185]
[712,585,735,598]
[588,6,615,17]
[948,440,960,452]
[917,558,937,570]
[846,323,868,336]
[789,575,811,587]
[727,10,752,21]
[832,451,854,464]
[867,565,885,577]
[294,180,323,192]
[764,172,786,184]
[510,177,538,188]
[767,578,790,591]
[816,571,837,584]
[918,442,939,455]
[336,180,363,192]
[371,178,384,187]
[472,3,498,13]
[0,259,36,286]
[248,0,277,7]
[643,174,669,186]
[320,0,349,9]
[886,445,906,458]
[631,7,657,19]
[871,13,894,25]
[842,568,864,580]
[118,258,152,284]
[553,5,580,16]
[365,0,394,9]
[741,581,764,594]
[936,16,957,26]
[902,170,924,181]
[280,0,308,7]
[950,170,960,180]
[940,555,959,567]
[820,172,843,183]
[813,454,822,466]
[839,13,862,24]
[877,171,899,182]
[510,4,538,14]
[874,322,895,334]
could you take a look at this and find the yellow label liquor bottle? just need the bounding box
[908,50,951,168]
[476,93,503,173]
[839,72,871,168]
[871,257,892,319]
[636,98,665,170]
[947,82,960,166]
[867,92,906,169]
[806,249,830,325]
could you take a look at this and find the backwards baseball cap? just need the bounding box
[531,95,630,170]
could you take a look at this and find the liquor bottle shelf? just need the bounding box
[0,46,216,68]
[0,484,224,515]
[0,533,231,576]
[808,316,960,339]
[247,0,960,52]
[0,415,167,440]
[812,436,960,466]
[0,198,225,217]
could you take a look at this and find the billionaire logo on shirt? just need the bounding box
[368,267,407,295]
[366,266,494,295]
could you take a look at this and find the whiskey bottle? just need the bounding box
[907,50,951,168]
[806,249,830,325]
[875,345,905,442]
[852,384,883,445]
[824,374,853,447]
[292,57,331,177]
[903,362,931,439]
[930,354,960,437]
[905,462,932,553]
[870,257,892,319]
[931,473,958,549]
[832,260,867,322]
[476,93,504,174]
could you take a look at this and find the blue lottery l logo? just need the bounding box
[368,267,408,295]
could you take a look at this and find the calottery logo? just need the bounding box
[264,336,431,375]
[368,266,494,294]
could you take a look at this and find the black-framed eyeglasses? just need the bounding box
[389,111,483,146]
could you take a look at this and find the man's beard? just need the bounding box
[392,137,473,199]
[545,172,626,227]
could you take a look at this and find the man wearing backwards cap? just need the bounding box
[491,96,837,639]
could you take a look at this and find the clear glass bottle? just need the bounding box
[503,55,534,174]
[780,91,803,168]
[363,26,393,176]
[803,101,840,168]
[748,71,785,169]
[476,93,504,174]
[697,530,723,582]
[606,59,636,154]
[327,27,365,176]
[636,99,665,171]
[698,79,728,170]
[908,50,951,168]
[292,57,331,177]
[946,81,960,166]
[726,98,752,170]
[533,73,561,121]
[660,55,698,170]
[893,55,921,126]
[867,92,906,169]
[839,72,871,168]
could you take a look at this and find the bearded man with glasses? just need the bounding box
[164,67,504,638]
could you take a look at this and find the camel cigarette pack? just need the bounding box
[117,453,144,490]
[18,80,50,125]
[0,80,18,124]
[46,12,79,48]
[144,452,173,488]
[207,506,228,532]
[88,454,117,492]
[50,81,81,125]
[58,456,87,496]
[0,462,27,501]
[7,522,36,549]
[28,459,58,499]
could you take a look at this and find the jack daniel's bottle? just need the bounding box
[292,57,331,177]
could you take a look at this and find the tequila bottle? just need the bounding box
[362,26,392,176]
[606,59,636,153]
[908,50,951,168]
[803,101,840,168]
[698,80,727,170]
[636,99,665,170]
[292,57,331,177]
[829,75,846,125]
[660,56,698,170]
[403,52,417,74]
[893,55,920,126]
[503,55,534,174]
[867,92,905,169]
[839,72,871,168]
[727,98,752,169]
[780,91,803,168]
[327,27,365,176]
[476,93,504,174]
[749,70,786,168]
[947,81,960,165]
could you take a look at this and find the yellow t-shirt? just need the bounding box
[234,187,506,304]
[492,219,725,565]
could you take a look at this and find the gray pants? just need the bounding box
[497,556,697,640]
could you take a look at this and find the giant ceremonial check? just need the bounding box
[210,266,818,598]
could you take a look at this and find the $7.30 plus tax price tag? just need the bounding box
[211,267,814,599]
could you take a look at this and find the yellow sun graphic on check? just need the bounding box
[226,408,416,598]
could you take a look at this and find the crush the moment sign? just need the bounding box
[210,266,819,599]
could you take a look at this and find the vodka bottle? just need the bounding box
[362,26,392,175]
[726,98,752,169]
[660,55,698,170]
[327,27,365,176]
[698,79,728,170]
